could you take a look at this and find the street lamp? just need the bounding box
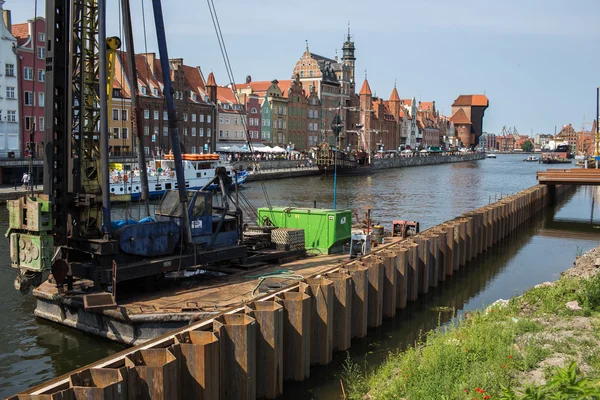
[331,114,343,209]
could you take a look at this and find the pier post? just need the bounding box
[245,301,284,399]
[326,272,353,351]
[426,233,440,287]
[278,292,311,381]
[432,229,448,282]
[342,263,369,338]
[403,242,420,301]
[70,368,127,400]
[362,256,384,328]
[171,330,219,400]
[303,277,334,365]
[125,348,179,400]
[439,224,455,276]
[413,236,430,294]
[391,246,408,309]
[213,314,257,400]
[456,219,467,267]
[378,251,398,317]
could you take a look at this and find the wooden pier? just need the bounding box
[537,168,600,185]
[9,184,572,400]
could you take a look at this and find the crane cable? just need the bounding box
[206,0,272,211]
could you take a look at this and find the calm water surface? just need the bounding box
[1,154,598,398]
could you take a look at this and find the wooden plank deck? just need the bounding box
[537,168,600,185]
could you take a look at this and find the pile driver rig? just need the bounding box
[6,0,247,294]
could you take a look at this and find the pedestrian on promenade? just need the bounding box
[21,172,30,190]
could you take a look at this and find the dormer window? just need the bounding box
[153,88,159,96]
[192,93,197,101]
[223,104,229,110]
[141,86,147,95]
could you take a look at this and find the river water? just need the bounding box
[1,154,599,398]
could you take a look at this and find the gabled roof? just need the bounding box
[389,87,400,101]
[359,79,372,96]
[217,86,240,105]
[400,98,413,106]
[452,94,488,107]
[420,101,434,111]
[233,80,293,98]
[450,108,472,125]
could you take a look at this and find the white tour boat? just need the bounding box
[109,154,248,200]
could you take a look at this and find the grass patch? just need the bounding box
[345,274,600,399]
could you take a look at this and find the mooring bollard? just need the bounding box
[278,291,311,381]
[342,263,369,338]
[171,330,219,400]
[245,301,283,399]
[125,348,179,400]
[303,277,334,365]
[213,314,257,400]
[326,271,353,351]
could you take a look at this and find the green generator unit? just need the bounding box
[257,207,352,254]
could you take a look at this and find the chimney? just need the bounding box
[3,9,12,34]
[143,53,156,75]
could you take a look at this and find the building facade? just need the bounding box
[11,16,44,158]
[0,4,20,158]
[286,76,308,150]
[450,95,489,148]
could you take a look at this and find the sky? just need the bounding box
[4,0,600,135]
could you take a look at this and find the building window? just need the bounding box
[163,127,168,136]
[141,86,147,95]
[191,146,196,154]
[38,92,44,107]
[112,127,120,139]
[219,116,224,124]
[39,33,45,42]
[225,116,230,124]
[207,115,211,123]
[24,91,34,106]
[234,131,238,138]
[184,128,188,136]
[153,88,159,96]
[122,127,128,139]
[163,111,168,120]
[251,107,257,113]
[25,116,36,131]
[234,117,239,125]
[38,69,45,82]
[199,128,204,137]
[144,126,149,135]
[144,146,150,155]
[199,114,204,122]
[23,67,33,80]
[191,114,196,122]
[39,117,45,131]
[37,47,45,59]
[7,110,16,122]
[226,130,230,137]
[219,130,223,138]
[6,86,16,99]
[154,110,159,120]
[207,128,211,137]
[112,109,119,120]
[122,109,128,121]
[191,127,196,136]
[144,109,149,119]
[223,104,229,110]
[183,113,188,122]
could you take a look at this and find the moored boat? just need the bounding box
[485,153,497,159]
[315,142,374,175]
[109,153,248,199]
[523,155,540,162]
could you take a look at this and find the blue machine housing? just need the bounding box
[155,190,240,249]
[114,221,181,257]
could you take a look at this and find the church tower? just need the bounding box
[342,23,356,94]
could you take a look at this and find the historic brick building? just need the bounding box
[450,94,489,148]
[556,124,577,152]
[114,53,215,156]
[286,76,308,150]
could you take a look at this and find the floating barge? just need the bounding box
[10,184,574,400]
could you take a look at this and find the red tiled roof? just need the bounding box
[389,87,400,101]
[452,94,488,107]
[400,98,413,106]
[233,80,293,97]
[10,22,28,39]
[217,86,240,104]
[420,101,434,111]
[450,108,472,125]
[206,71,217,87]
[359,79,372,96]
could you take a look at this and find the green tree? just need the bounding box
[521,140,534,152]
